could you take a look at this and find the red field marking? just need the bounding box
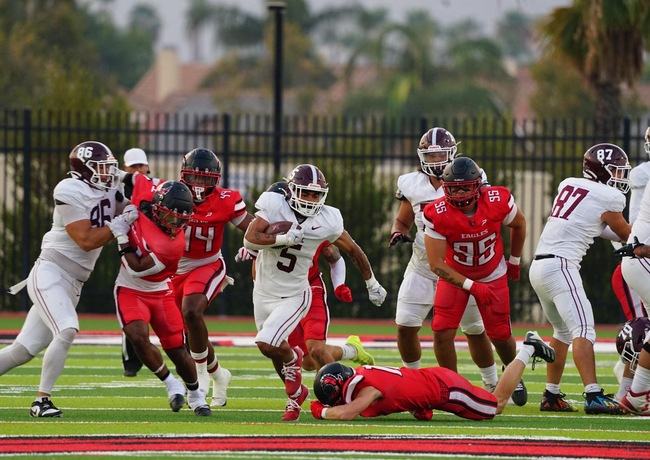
[0,436,647,458]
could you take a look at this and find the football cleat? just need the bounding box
[584,390,624,415]
[282,347,304,397]
[210,366,232,407]
[511,379,528,407]
[281,384,309,421]
[168,394,185,412]
[482,381,497,393]
[30,397,62,418]
[540,390,578,412]
[346,335,375,366]
[618,390,650,415]
[524,331,556,369]
[193,405,212,416]
[411,407,433,421]
[188,389,212,416]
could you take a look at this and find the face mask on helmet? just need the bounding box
[286,164,328,217]
[313,362,355,406]
[151,181,194,236]
[582,143,631,194]
[180,148,222,202]
[417,128,459,177]
[645,127,650,158]
[616,317,650,373]
[441,157,482,208]
[69,141,119,190]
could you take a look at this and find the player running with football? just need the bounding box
[390,127,523,402]
[310,331,555,421]
[530,143,631,415]
[236,182,375,371]
[243,164,387,421]
[173,148,254,407]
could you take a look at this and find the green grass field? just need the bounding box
[0,316,648,459]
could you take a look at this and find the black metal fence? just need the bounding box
[1,109,649,323]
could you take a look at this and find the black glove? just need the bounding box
[613,236,644,258]
[389,231,414,248]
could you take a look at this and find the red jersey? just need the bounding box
[183,187,247,259]
[130,173,157,208]
[128,216,185,283]
[343,366,444,416]
[423,186,515,280]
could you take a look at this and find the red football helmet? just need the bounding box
[286,164,328,217]
[644,126,650,157]
[69,141,119,190]
[582,143,631,194]
[180,148,222,202]
[616,317,650,373]
[441,157,483,208]
[313,362,355,406]
[417,127,459,177]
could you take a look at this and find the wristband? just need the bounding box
[116,234,129,245]
[274,234,288,247]
[119,247,136,257]
[365,275,377,288]
[321,407,328,419]
[509,255,521,265]
[462,278,474,291]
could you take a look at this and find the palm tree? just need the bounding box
[537,0,650,133]
[185,0,216,61]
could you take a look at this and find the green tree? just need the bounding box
[537,0,650,132]
[185,0,216,61]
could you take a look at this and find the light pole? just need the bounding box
[268,2,286,180]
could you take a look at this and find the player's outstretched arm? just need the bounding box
[311,386,381,421]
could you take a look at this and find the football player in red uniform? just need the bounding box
[422,157,526,380]
[310,331,555,421]
[113,180,211,416]
[174,148,254,407]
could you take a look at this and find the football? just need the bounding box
[265,220,294,235]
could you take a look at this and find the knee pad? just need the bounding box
[57,328,77,344]
[460,321,485,335]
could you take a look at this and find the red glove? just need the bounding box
[469,281,498,307]
[506,261,520,281]
[310,400,326,419]
[334,284,353,303]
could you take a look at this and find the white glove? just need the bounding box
[108,215,131,245]
[235,247,257,262]
[275,225,304,247]
[219,275,234,293]
[366,277,387,307]
[121,204,139,225]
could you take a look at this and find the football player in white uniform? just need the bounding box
[244,164,387,421]
[0,141,137,417]
[390,127,527,404]
[529,142,631,415]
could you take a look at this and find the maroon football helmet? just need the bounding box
[286,164,328,217]
[582,143,631,194]
[69,141,119,190]
[616,317,650,373]
[417,127,459,177]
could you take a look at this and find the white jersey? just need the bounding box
[40,178,123,279]
[629,180,650,245]
[629,161,650,223]
[534,177,626,266]
[395,172,444,280]
[253,191,344,298]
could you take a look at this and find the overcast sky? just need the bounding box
[100,0,572,62]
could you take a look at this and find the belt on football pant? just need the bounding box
[534,254,558,261]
